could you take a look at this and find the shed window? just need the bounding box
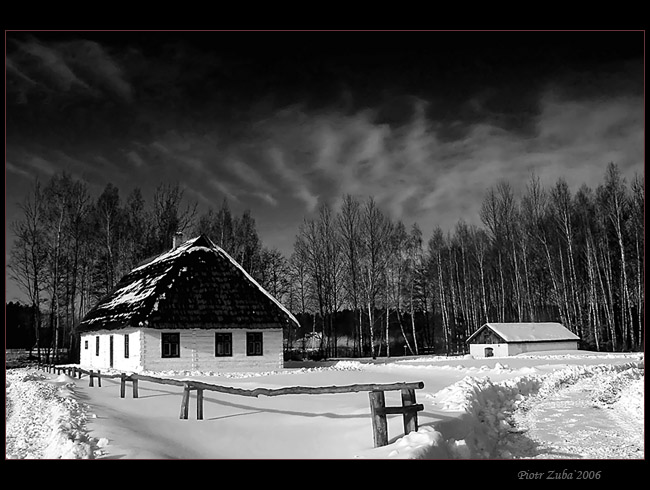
[247,332,263,356]
[162,333,180,358]
[84,340,88,350]
[96,336,100,356]
[484,347,494,358]
[124,334,130,359]
[215,333,232,357]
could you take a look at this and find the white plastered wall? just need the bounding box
[141,328,284,372]
[469,343,509,358]
[79,328,143,372]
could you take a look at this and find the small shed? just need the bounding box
[466,322,580,358]
[78,234,300,372]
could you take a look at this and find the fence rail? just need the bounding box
[37,363,424,448]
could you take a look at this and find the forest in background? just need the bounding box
[7,162,644,361]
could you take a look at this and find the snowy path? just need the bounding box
[6,371,97,459]
[505,372,644,459]
[6,372,59,458]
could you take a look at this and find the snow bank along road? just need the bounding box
[5,353,644,459]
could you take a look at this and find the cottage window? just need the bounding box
[124,334,130,358]
[215,333,232,357]
[161,333,180,358]
[96,336,100,356]
[84,340,88,350]
[247,332,263,356]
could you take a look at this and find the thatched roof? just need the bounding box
[78,235,300,333]
[466,322,579,344]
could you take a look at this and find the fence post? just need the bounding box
[180,384,191,419]
[132,378,139,399]
[401,388,419,435]
[369,391,388,448]
[120,373,126,398]
[89,370,94,387]
[97,370,102,387]
[197,389,204,420]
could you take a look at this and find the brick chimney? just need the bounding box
[172,231,184,250]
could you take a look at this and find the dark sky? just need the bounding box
[5,30,645,302]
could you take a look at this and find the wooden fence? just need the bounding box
[37,363,424,448]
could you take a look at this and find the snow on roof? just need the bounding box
[131,236,203,272]
[467,323,580,343]
[79,234,300,332]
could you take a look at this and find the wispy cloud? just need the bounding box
[251,191,278,206]
[61,40,133,101]
[268,147,319,212]
[25,155,57,176]
[17,39,90,92]
[6,161,33,179]
[208,179,239,203]
[126,150,145,168]
[224,158,276,194]
[8,37,132,101]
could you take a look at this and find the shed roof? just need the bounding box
[78,235,300,333]
[466,322,580,343]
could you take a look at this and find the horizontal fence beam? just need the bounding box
[164,380,425,398]
[376,404,424,415]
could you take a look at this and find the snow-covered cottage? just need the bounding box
[466,322,580,358]
[78,234,300,372]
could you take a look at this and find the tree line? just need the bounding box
[8,162,644,361]
[282,162,644,357]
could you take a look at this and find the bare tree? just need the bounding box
[480,186,506,322]
[153,182,198,253]
[428,227,451,354]
[42,173,76,360]
[406,223,425,355]
[629,173,644,349]
[599,163,634,349]
[337,195,363,355]
[550,179,583,335]
[358,197,392,358]
[9,180,47,359]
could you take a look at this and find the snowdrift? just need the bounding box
[373,360,644,459]
[6,371,101,459]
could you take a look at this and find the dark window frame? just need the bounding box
[215,332,233,357]
[124,334,130,359]
[84,340,88,350]
[161,332,180,358]
[95,336,100,356]
[246,332,263,356]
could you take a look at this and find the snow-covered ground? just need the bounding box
[5,350,644,460]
